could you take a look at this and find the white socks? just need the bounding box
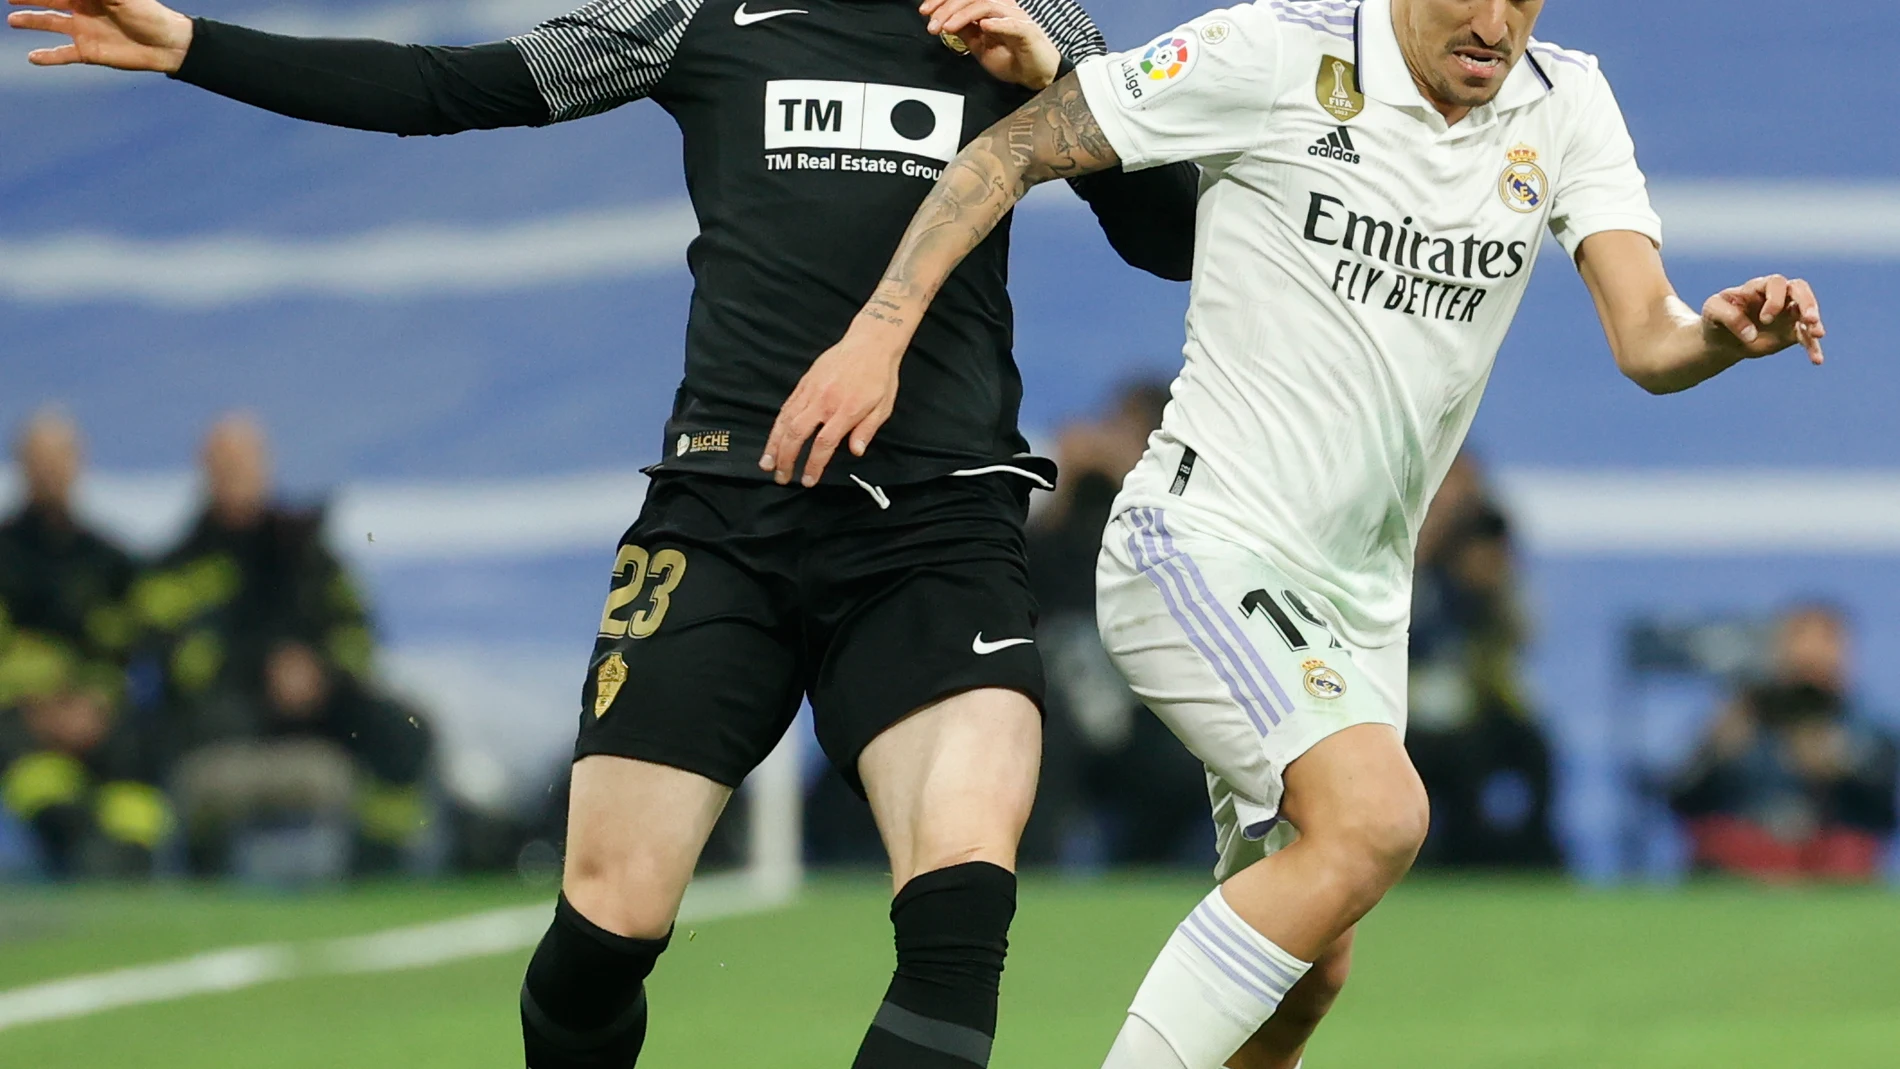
[1101,888,1312,1069]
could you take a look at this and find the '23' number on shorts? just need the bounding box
[597,546,688,640]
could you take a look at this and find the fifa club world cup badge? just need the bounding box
[1302,659,1347,700]
[594,652,628,717]
[1499,144,1548,213]
[1315,56,1364,122]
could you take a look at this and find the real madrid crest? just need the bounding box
[594,652,628,718]
[1302,659,1346,700]
[1498,144,1547,214]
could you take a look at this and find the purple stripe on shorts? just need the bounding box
[1177,923,1278,1005]
[1196,904,1302,988]
[1184,909,1294,998]
[1130,510,1279,734]
[1127,513,1273,736]
[1137,508,1285,727]
[1149,552,1284,728]
[1148,510,1298,716]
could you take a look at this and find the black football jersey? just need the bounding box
[514,0,1128,485]
[173,0,1198,487]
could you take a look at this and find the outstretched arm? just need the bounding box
[175,21,546,135]
[9,0,730,134]
[6,0,547,134]
[1576,231,1826,395]
[759,72,1121,485]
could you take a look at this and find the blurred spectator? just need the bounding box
[135,415,374,713]
[132,414,429,877]
[1406,452,1560,868]
[1670,604,1899,881]
[0,409,140,688]
[171,638,433,877]
[0,410,165,876]
[0,670,164,877]
[1025,381,1207,867]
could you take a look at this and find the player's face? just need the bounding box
[1394,0,1544,114]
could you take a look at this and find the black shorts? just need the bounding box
[576,471,1044,796]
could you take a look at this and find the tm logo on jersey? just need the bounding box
[763,80,964,175]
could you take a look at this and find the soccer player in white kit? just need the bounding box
[764,1,1829,1066]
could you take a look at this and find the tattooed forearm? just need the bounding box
[853,72,1121,332]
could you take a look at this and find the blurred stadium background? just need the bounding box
[3,0,1898,1065]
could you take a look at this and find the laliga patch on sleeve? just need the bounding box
[1109,31,1199,110]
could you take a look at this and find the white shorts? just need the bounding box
[1097,505,1408,880]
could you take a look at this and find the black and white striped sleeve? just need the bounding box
[1017,0,1108,63]
[510,0,707,122]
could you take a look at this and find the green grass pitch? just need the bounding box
[2,875,1897,1067]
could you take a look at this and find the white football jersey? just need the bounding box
[1075,0,1661,646]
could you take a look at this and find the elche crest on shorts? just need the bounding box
[594,652,628,718]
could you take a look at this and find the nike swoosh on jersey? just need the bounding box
[734,3,807,25]
[972,633,1035,656]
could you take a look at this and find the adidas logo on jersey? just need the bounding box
[1308,127,1360,165]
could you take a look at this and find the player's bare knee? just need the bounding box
[561,853,674,939]
[1346,779,1429,882]
[1303,781,1427,897]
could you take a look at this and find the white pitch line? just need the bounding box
[0,944,297,1032]
[0,873,792,1033]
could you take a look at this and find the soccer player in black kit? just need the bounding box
[9,0,1197,1064]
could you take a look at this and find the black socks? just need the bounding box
[522,865,1017,1068]
[520,895,670,1069]
[851,861,1018,1068]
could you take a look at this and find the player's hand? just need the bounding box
[921,0,1060,91]
[1700,274,1826,366]
[6,0,193,73]
[759,325,905,487]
